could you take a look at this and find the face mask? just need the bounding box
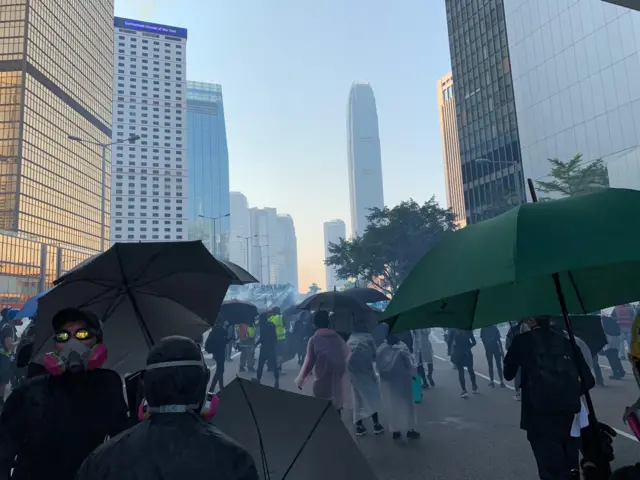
[43,338,108,376]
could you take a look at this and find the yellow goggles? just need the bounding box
[54,329,94,343]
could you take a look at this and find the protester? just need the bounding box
[0,308,130,480]
[254,312,279,389]
[347,320,384,436]
[0,308,20,405]
[611,303,635,359]
[225,321,235,361]
[602,314,626,380]
[292,310,313,365]
[75,336,259,480]
[623,314,640,426]
[376,333,419,440]
[480,325,505,388]
[237,321,256,373]
[205,320,228,391]
[506,321,525,401]
[411,328,435,388]
[295,311,349,413]
[503,316,595,480]
[447,329,478,398]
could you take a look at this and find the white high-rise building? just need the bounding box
[111,18,188,243]
[229,192,252,271]
[324,220,347,291]
[276,214,299,292]
[347,82,384,238]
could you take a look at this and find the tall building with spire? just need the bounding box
[347,82,384,238]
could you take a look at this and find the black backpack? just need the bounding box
[526,330,582,414]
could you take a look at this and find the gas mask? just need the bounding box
[43,338,108,376]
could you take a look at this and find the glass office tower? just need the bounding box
[0,0,114,251]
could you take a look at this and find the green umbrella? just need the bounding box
[381,187,640,332]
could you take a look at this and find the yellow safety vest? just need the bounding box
[269,315,286,341]
[247,326,256,338]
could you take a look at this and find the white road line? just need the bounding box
[433,355,639,443]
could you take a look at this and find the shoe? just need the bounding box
[407,430,420,440]
[274,381,280,389]
[355,425,367,436]
[373,423,384,435]
[488,381,495,388]
[499,382,506,388]
[513,393,521,401]
[239,367,246,372]
[460,391,468,399]
[428,377,435,387]
[422,383,429,389]
[472,385,478,394]
[392,431,401,440]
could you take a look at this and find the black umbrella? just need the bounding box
[551,314,607,356]
[341,287,388,304]
[297,291,368,313]
[32,241,242,374]
[214,378,378,480]
[220,260,260,285]
[220,300,259,326]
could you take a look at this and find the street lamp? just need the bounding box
[198,213,230,257]
[69,133,140,252]
[237,234,258,271]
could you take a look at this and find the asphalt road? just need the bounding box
[210,335,640,480]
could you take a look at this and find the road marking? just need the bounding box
[433,355,639,443]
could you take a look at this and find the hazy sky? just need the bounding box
[116,0,451,292]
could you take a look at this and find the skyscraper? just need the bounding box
[276,214,299,292]
[229,192,252,271]
[347,82,384,237]
[186,81,230,256]
[111,18,188,243]
[0,1,113,252]
[445,0,525,224]
[324,220,347,291]
[437,74,466,228]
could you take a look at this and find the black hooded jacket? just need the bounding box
[75,412,259,480]
[0,369,130,480]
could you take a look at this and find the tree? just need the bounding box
[536,154,609,199]
[307,283,322,295]
[325,198,457,295]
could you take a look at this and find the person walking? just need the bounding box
[481,325,505,388]
[612,304,635,359]
[205,322,228,392]
[376,333,420,440]
[504,316,595,480]
[237,321,256,373]
[412,329,435,388]
[75,336,259,480]
[447,329,478,398]
[602,314,626,380]
[347,321,384,436]
[0,308,130,480]
[295,311,349,413]
[254,313,280,389]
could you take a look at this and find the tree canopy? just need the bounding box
[307,283,322,295]
[536,153,609,199]
[325,198,456,295]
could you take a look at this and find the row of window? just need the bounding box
[117,36,183,49]
[114,219,183,224]
[115,103,183,116]
[114,227,183,232]
[116,77,184,88]
[113,234,183,240]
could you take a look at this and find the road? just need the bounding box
[210,334,639,480]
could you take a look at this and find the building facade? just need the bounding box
[186,81,230,257]
[504,0,640,196]
[0,0,110,303]
[229,192,252,271]
[347,82,384,237]
[445,0,525,224]
[323,220,347,291]
[111,17,188,243]
[276,214,299,292]
[437,73,466,227]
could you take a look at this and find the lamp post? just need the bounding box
[68,133,140,252]
[237,234,258,271]
[198,213,230,257]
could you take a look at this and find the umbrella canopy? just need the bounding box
[382,188,640,331]
[551,315,607,356]
[214,377,378,480]
[297,291,368,313]
[219,260,260,285]
[32,241,241,373]
[340,287,389,304]
[220,300,259,325]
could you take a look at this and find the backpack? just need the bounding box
[526,330,582,414]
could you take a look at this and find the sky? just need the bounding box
[115,0,452,292]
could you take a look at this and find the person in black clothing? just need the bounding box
[447,329,478,398]
[205,322,228,392]
[0,308,130,480]
[75,336,259,480]
[253,313,279,388]
[504,316,595,480]
[480,325,505,388]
